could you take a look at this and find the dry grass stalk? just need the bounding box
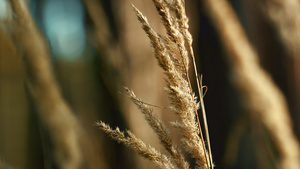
[202,0,300,168]
[262,0,300,136]
[160,0,213,165]
[83,0,126,96]
[83,0,111,48]
[133,2,211,167]
[261,0,300,55]
[97,0,213,168]
[8,0,82,168]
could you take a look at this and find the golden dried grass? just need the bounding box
[97,0,213,168]
[8,0,82,168]
[202,0,300,168]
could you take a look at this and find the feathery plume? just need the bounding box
[125,87,189,169]
[97,122,175,169]
[132,5,210,167]
[98,1,213,168]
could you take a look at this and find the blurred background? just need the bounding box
[0,0,300,168]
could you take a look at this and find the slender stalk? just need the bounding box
[8,1,82,168]
[198,75,213,169]
[202,0,300,168]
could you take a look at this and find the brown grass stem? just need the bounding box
[262,0,300,138]
[8,1,83,168]
[198,75,213,168]
[262,0,300,56]
[202,0,300,168]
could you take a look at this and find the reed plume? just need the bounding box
[97,0,213,168]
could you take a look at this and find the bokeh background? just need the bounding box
[0,0,300,169]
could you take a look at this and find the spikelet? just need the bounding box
[97,1,213,168]
[97,121,175,169]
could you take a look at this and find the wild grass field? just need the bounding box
[0,0,300,169]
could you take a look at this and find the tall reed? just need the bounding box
[8,1,82,168]
[201,0,300,168]
[97,0,213,168]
